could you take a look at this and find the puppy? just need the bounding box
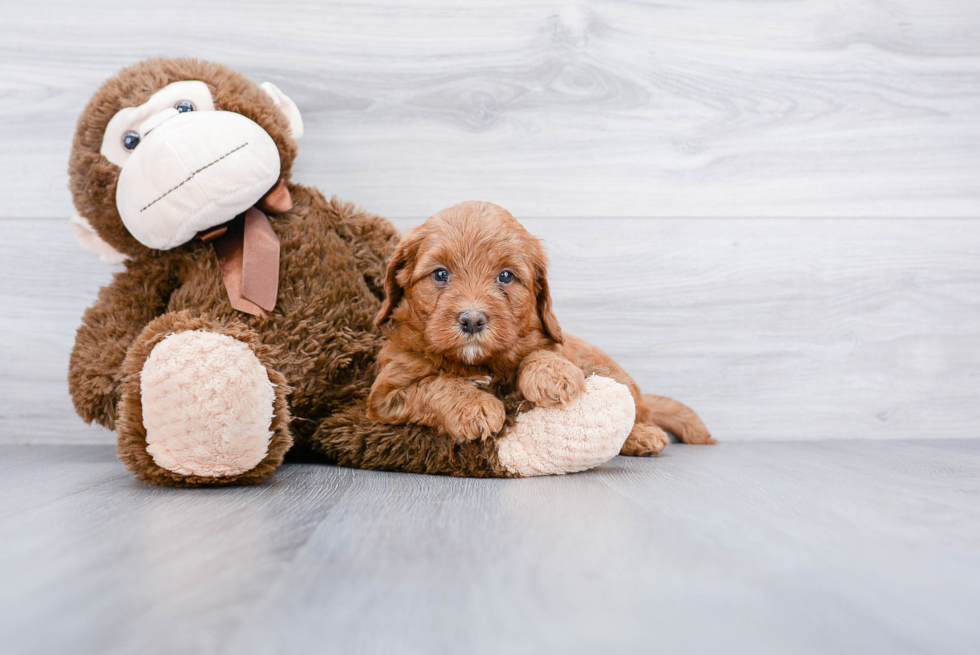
[367,201,714,455]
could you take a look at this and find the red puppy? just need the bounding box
[368,201,714,455]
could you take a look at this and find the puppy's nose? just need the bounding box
[458,310,488,334]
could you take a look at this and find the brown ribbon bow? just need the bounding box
[198,179,292,318]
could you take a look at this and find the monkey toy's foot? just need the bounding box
[141,331,276,476]
[116,314,292,486]
[495,375,635,477]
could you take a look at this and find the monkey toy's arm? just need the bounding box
[68,257,177,430]
[328,198,401,302]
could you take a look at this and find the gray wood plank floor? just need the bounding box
[1,441,977,655]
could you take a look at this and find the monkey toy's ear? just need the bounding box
[260,82,304,140]
[69,214,128,264]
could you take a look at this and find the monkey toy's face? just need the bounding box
[69,59,304,262]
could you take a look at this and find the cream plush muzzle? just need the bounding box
[115,110,282,250]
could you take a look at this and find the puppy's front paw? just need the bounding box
[620,424,669,457]
[518,356,587,408]
[443,393,506,442]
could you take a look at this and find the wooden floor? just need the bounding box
[1,441,977,655]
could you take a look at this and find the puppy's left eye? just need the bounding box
[432,268,450,284]
[174,100,196,113]
[497,270,515,284]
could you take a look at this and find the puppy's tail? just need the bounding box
[638,395,716,444]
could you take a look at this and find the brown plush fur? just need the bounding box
[68,59,513,484]
[368,201,714,455]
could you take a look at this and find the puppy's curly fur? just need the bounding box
[368,201,714,455]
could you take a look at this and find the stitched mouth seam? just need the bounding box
[139,142,249,213]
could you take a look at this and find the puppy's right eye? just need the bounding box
[432,268,450,284]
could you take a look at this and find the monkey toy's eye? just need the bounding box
[432,268,450,284]
[122,131,141,151]
[497,270,515,285]
[174,100,196,113]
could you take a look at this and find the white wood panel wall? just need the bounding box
[1,1,978,443]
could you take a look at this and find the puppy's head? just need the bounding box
[376,201,562,365]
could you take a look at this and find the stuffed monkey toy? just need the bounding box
[67,58,637,486]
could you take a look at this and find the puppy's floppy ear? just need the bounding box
[534,259,563,343]
[375,226,427,329]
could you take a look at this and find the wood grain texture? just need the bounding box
[1,0,980,219]
[3,216,978,444]
[0,441,977,654]
[2,1,978,445]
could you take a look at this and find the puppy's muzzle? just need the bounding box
[458,310,488,335]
